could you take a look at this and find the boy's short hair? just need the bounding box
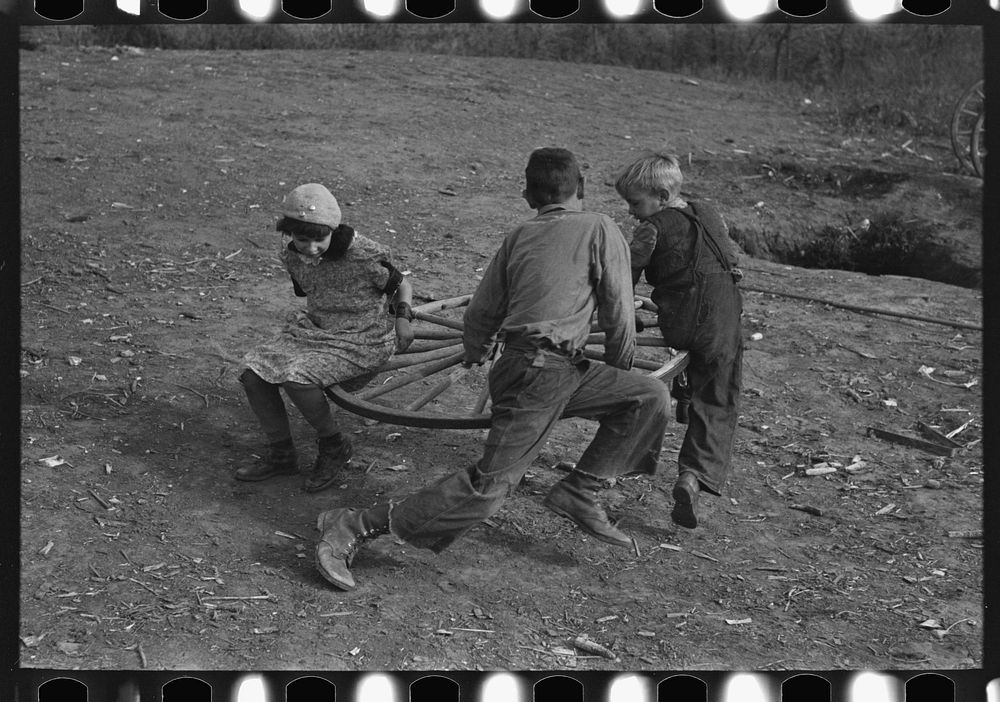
[615,152,684,200]
[524,147,582,206]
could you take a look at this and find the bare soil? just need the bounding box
[18,45,982,672]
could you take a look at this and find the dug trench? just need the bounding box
[717,159,982,290]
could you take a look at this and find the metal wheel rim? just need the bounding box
[970,111,985,180]
[950,79,984,174]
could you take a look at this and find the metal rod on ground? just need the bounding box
[741,284,982,332]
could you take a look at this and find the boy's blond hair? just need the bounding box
[615,152,686,207]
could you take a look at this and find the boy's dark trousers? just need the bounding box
[669,269,743,496]
[389,344,671,552]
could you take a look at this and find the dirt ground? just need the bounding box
[17,44,983,672]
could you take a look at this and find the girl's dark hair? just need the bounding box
[275,216,334,241]
[279,218,356,259]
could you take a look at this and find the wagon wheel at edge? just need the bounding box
[325,294,689,430]
[970,111,985,180]
[950,79,984,176]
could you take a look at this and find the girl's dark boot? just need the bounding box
[303,434,353,493]
[235,439,298,482]
[315,504,390,590]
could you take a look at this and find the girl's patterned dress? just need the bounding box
[242,233,397,387]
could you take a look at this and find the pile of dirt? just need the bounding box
[18,46,982,672]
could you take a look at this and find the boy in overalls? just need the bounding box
[616,152,743,529]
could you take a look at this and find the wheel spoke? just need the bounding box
[582,348,662,372]
[587,332,671,347]
[381,343,464,371]
[413,328,463,340]
[404,365,471,411]
[359,351,465,400]
[401,338,465,353]
[413,309,465,332]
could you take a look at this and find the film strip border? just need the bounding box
[15,669,1000,701]
[9,8,997,702]
[19,0,1000,24]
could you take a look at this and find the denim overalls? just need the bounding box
[643,204,743,496]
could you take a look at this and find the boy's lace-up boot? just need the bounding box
[303,434,353,493]
[235,439,298,482]
[315,506,389,591]
[671,471,701,529]
[543,470,632,548]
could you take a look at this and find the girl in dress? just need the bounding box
[238,183,415,492]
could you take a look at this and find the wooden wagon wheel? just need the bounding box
[950,79,984,176]
[325,294,689,429]
[970,111,985,180]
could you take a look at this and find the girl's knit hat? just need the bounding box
[280,183,342,229]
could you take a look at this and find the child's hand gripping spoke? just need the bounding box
[461,340,498,368]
